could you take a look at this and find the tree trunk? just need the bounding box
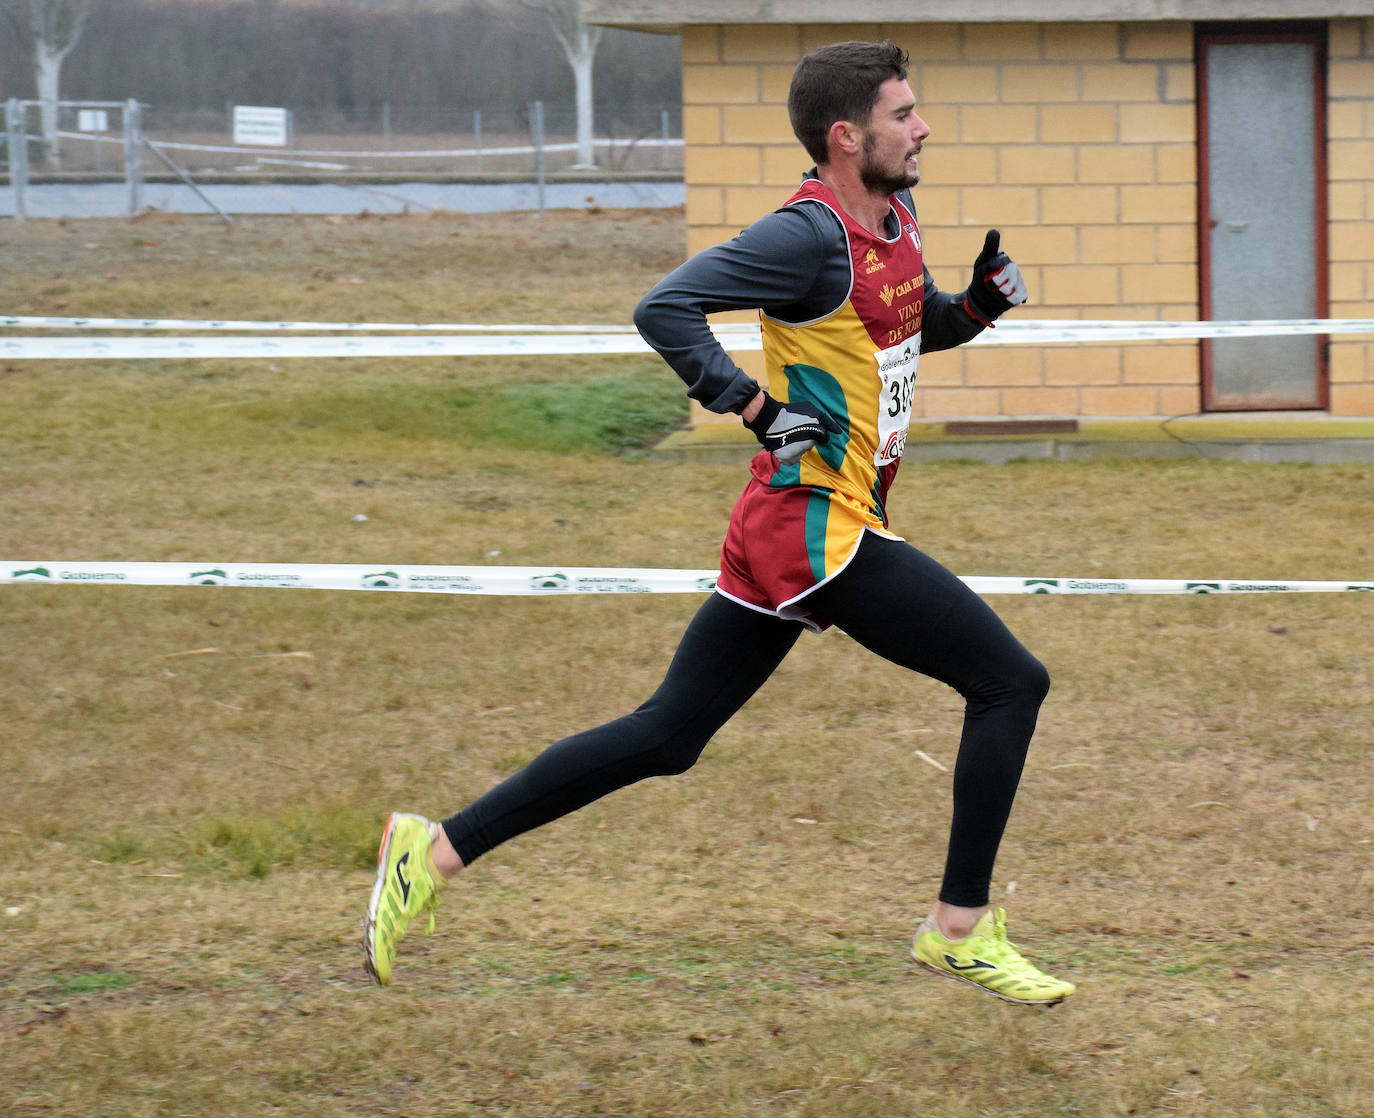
[571,31,595,168]
[35,41,62,168]
[554,21,600,170]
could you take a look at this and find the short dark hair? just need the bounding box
[787,40,911,165]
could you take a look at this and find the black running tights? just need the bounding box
[441,531,1049,907]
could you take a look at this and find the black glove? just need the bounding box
[743,392,842,465]
[965,228,1028,324]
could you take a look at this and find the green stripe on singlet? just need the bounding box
[782,363,849,472]
[765,363,851,490]
[804,489,832,582]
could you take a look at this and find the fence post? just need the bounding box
[7,99,28,222]
[124,99,142,216]
[531,100,545,215]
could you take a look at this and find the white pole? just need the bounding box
[124,100,142,216]
[532,101,545,215]
[7,99,27,221]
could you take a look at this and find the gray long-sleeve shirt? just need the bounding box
[634,183,987,414]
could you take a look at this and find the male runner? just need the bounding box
[364,40,1074,1006]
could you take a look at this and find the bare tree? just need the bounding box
[519,0,601,168]
[2,0,91,167]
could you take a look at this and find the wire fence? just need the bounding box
[5,101,685,177]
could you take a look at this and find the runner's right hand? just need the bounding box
[743,392,842,465]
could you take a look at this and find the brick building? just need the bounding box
[586,2,1374,423]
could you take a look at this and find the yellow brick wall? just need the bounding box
[1327,18,1374,416]
[679,19,1374,420]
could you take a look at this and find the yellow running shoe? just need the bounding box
[912,907,1075,1006]
[362,812,445,986]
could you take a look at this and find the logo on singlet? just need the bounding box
[862,247,885,275]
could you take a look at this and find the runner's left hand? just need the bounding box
[965,228,1027,323]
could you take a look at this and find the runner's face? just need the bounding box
[859,77,930,194]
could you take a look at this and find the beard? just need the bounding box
[859,132,920,195]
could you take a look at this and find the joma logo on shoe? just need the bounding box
[945,955,997,971]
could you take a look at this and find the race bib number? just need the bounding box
[874,335,920,465]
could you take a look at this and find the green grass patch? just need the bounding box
[50,972,135,994]
[470,371,690,454]
[95,804,381,877]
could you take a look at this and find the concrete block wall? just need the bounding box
[1328,19,1374,416]
[680,19,1374,421]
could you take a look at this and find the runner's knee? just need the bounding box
[1017,653,1051,707]
[611,701,717,779]
[641,736,710,777]
[965,648,1049,715]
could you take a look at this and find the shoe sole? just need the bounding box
[361,811,429,985]
[911,948,1071,1007]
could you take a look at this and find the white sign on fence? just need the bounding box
[232,105,290,147]
[77,109,109,132]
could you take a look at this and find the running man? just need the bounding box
[364,40,1074,1006]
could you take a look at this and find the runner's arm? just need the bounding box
[919,264,990,353]
[634,208,837,415]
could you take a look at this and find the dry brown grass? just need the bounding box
[2,211,1372,1117]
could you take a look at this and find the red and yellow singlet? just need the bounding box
[716,179,926,629]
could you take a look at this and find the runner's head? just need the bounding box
[788,40,911,165]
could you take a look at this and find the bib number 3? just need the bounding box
[874,335,920,466]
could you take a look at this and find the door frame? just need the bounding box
[1196,22,1330,411]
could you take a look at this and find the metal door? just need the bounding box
[1198,27,1328,410]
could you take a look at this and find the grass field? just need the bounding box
[2,210,1372,1117]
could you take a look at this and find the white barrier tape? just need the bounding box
[3,562,720,595]
[969,318,1374,345]
[0,333,662,359]
[6,315,1373,337]
[3,318,1372,361]
[3,563,1369,596]
[57,131,683,159]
